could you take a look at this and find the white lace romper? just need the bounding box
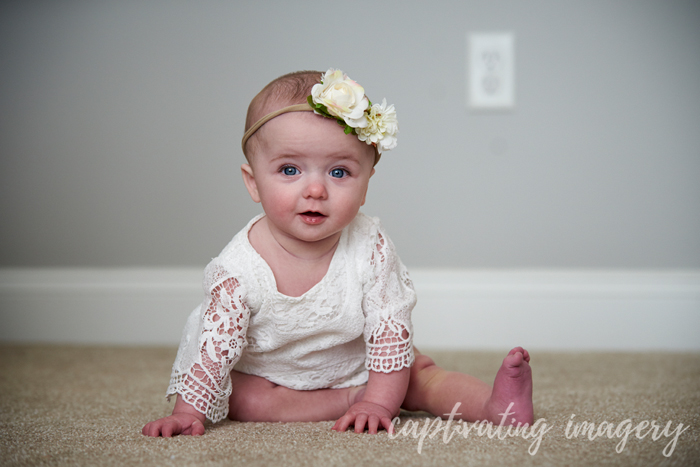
[166,212,416,423]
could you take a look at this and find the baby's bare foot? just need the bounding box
[483,347,533,425]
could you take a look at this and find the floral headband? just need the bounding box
[241,68,398,164]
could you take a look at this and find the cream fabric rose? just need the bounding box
[356,99,398,153]
[311,69,369,128]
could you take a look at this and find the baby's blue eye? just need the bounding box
[283,166,299,176]
[330,168,347,178]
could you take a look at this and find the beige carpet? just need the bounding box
[1,345,699,466]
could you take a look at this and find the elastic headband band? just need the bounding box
[241,103,312,154]
[241,103,381,165]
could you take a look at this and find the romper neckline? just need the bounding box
[242,213,347,301]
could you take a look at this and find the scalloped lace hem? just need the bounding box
[365,315,414,373]
[167,372,230,423]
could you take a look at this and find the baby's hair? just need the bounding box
[243,70,322,159]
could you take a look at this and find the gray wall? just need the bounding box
[1,0,699,269]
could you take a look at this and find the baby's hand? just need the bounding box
[332,401,395,434]
[142,413,206,437]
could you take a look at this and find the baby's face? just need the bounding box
[242,112,375,246]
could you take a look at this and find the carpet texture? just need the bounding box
[1,345,699,466]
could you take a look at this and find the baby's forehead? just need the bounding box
[258,111,338,140]
[256,114,375,161]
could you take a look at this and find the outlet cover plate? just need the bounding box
[468,32,515,109]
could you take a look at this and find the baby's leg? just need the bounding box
[227,371,365,422]
[402,347,533,425]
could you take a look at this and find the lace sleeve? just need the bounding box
[166,264,250,423]
[363,227,417,373]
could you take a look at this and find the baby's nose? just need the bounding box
[303,177,328,199]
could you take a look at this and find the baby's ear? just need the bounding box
[241,164,261,203]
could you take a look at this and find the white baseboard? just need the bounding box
[409,269,700,351]
[1,268,698,350]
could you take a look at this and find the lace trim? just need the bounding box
[366,315,414,372]
[364,230,415,373]
[168,276,249,423]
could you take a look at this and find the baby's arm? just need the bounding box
[142,395,206,437]
[336,223,416,434]
[143,274,250,437]
[332,367,410,434]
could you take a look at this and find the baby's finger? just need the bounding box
[144,421,163,438]
[191,420,205,436]
[380,416,395,435]
[354,413,368,433]
[162,421,177,438]
[332,414,352,432]
[367,415,380,434]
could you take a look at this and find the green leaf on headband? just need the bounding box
[307,96,326,113]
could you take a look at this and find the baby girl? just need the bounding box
[142,68,533,437]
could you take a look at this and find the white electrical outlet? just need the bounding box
[468,32,515,109]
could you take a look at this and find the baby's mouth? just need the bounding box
[299,211,326,224]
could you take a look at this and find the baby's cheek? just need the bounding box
[261,186,295,210]
[263,199,294,221]
[337,197,365,225]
